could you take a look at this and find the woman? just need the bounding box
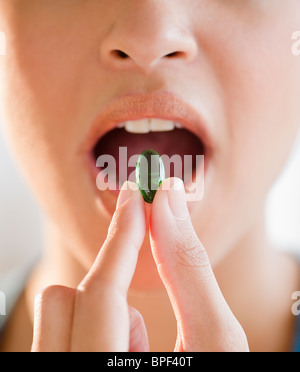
[0,0,299,352]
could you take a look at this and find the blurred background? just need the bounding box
[0,121,300,290]
[0,123,42,316]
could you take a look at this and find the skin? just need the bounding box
[0,0,299,351]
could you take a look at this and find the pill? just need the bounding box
[136,149,165,204]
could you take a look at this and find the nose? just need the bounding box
[100,1,198,71]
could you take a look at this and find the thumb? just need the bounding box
[150,178,247,351]
[128,306,150,352]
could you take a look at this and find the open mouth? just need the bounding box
[84,92,212,214]
[92,118,206,193]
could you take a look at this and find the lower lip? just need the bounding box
[86,148,210,217]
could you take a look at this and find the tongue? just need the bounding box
[94,128,204,188]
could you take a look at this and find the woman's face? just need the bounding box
[0,0,300,276]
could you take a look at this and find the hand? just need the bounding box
[32,178,249,352]
[32,181,149,352]
[150,178,249,352]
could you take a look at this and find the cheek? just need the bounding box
[229,45,300,192]
[191,10,300,263]
[221,8,300,198]
[0,7,98,195]
[0,20,112,270]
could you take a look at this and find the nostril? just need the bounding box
[165,51,184,59]
[111,50,182,60]
[112,50,129,59]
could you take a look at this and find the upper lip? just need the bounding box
[82,91,213,155]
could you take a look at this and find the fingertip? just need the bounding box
[166,179,188,221]
[129,306,150,352]
[160,177,183,190]
[151,177,188,230]
[116,181,140,210]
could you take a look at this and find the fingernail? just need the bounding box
[116,181,138,209]
[167,178,189,220]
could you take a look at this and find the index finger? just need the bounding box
[79,181,146,295]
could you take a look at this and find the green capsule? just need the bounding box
[136,149,165,204]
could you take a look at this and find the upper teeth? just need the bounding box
[117,118,183,134]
